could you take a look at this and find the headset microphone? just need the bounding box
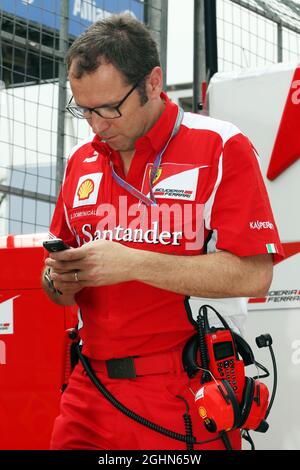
[182,305,277,448]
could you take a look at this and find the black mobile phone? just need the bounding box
[43,238,70,252]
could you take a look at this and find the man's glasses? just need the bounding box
[66,80,141,120]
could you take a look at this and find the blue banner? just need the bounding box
[1,0,144,36]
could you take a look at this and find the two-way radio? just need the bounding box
[182,305,277,448]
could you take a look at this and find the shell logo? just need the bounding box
[77,179,95,201]
[198,406,207,419]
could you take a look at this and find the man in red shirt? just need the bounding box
[42,13,283,450]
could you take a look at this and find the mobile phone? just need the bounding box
[43,238,70,252]
[205,328,245,403]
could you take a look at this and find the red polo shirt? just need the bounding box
[49,93,283,360]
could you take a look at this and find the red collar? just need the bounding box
[91,92,179,157]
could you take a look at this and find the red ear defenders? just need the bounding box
[194,376,269,433]
[183,330,270,433]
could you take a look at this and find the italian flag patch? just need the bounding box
[266,243,277,254]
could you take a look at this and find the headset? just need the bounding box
[64,305,276,450]
[182,305,277,441]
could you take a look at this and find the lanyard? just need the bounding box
[110,106,184,206]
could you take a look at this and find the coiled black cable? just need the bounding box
[76,343,222,449]
[77,344,195,447]
[176,395,194,451]
[183,414,194,451]
[196,307,211,383]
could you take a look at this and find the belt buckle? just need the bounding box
[106,357,137,379]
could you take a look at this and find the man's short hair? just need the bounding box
[66,13,161,104]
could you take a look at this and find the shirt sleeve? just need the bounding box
[48,187,77,248]
[207,132,284,262]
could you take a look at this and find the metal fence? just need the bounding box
[171,0,300,112]
[0,0,166,236]
[217,0,300,72]
[0,0,300,236]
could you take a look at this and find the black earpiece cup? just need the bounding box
[221,379,241,429]
[240,377,255,425]
[182,334,199,378]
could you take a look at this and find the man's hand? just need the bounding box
[45,239,273,299]
[45,265,84,296]
[45,239,135,288]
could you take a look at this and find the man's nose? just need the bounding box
[89,112,111,135]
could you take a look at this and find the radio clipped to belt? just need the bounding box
[62,305,277,450]
[182,305,277,449]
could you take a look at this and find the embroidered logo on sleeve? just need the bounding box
[250,221,274,230]
[73,173,103,208]
[266,243,278,254]
[83,152,99,163]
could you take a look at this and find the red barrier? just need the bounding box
[0,236,77,449]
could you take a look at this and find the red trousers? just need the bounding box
[50,362,241,450]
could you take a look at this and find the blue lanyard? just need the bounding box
[110,106,184,206]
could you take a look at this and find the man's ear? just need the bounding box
[146,66,163,99]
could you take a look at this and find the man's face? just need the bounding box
[69,62,152,153]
